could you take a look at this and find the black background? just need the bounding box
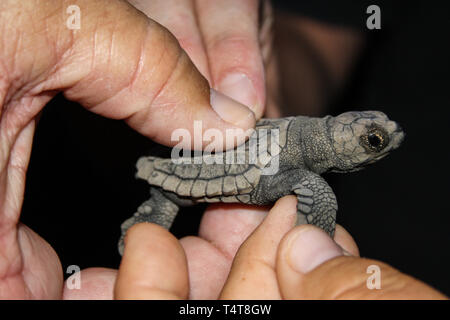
[20,1,450,296]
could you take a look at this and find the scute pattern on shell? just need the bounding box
[141,158,260,202]
[135,118,293,203]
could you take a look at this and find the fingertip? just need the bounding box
[269,195,298,221]
[276,225,343,299]
[282,225,343,274]
[217,72,263,119]
[115,223,188,300]
[63,268,117,300]
[124,222,178,250]
[135,85,256,152]
[209,89,256,150]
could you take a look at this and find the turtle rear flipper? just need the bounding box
[118,188,179,255]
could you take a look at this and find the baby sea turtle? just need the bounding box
[119,111,404,254]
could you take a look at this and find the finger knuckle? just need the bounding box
[207,33,257,60]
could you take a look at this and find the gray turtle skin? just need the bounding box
[119,111,404,254]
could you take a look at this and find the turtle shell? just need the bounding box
[136,117,293,203]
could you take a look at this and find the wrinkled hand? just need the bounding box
[0,0,256,299]
[128,0,281,118]
[65,196,446,300]
[118,197,446,299]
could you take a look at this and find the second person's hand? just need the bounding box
[113,196,447,300]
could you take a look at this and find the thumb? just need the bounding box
[276,225,447,299]
[6,0,255,150]
[62,0,256,149]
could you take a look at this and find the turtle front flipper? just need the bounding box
[118,188,179,255]
[292,172,338,237]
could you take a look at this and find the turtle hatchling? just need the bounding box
[119,111,404,254]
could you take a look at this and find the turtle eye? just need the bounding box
[368,132,383,148]
[360,125,389,153]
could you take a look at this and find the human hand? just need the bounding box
[0,0,255,299]
[127,0,281,118]
[111,196,447,300]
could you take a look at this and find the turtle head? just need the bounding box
[326,111,404,173]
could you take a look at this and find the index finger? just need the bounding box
[196,0,266,118]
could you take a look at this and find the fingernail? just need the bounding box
[288,227,343,274]
[218,73,259,112]
[210,88,255,127]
